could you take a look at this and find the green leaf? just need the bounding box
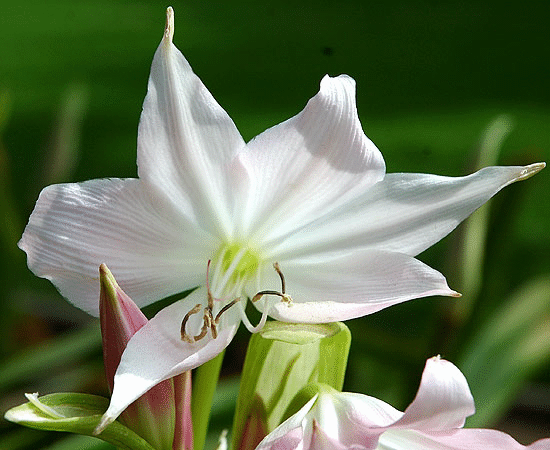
[4,392,155,450]
[192,351,225,450]
[458,277,550,426]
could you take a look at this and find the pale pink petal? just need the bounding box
[316,393,401,449]
[96,288,241,430]
[172,371,193,450]
[308,421,349,450]
[269,164,545,260]
[254,250,456,323]
[138,8,247,239]
[255,396,317,450]
[379,429,550,450]
[19,179,213,316]
[392,356,475,431]
[99,263,177,450]
[237,74,385,244]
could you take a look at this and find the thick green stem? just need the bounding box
[191,350,225,450]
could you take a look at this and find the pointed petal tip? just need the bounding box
[164,6,174,43]
[516,162,545,181]
[99,263,112,280]
[450,290,462,298]
[99,263,119,295]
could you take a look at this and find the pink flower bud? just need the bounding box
[99,264,192,450]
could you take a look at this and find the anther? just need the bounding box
[194,309,212,341]
[181,303,202,343]
[251,262,292,304]
[273,262,286,294]
[214,298,241,324]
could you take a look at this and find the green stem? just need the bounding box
[191,350,225,450]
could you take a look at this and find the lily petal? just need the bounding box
[18,179,212,315]
[269,163,545,260]
[237,74,385,245]
[138,7,247,239]
[379,429,550,450]
[392,356,475,431]
[255,395,317,450]
[256,357,541,450]
[258,249,457,323]
[97,288,241,430]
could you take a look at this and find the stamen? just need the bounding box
[251,290,282,302]
[215,298,241,324]
[194,310,211,341]
[181,303,202,343]
[273,262,286,294]
[250,262,292,304]
[206,260,214,310]
[181,259,289,342]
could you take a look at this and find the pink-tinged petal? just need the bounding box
[19,179,213,316]
[256,249,457,323]
[308,421,348,450]
[99,264,178,450]
[138,7,247,240]
[99,264,148,392]
[315,393,399,449]
[392,356,475,431]
[379,429,550,450]
[255,395,317,450]
[96,288,241,431]
[172,371,193,450]
[237,74,385,245]
[269,163,545,260]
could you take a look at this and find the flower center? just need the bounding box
[180,244,292,343]
[213,243,260,297]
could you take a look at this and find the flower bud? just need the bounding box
[99,264,192,450]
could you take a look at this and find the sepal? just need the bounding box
[4,392,155,450]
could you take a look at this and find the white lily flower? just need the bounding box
[256,356,550,450]
[19,7,544,429]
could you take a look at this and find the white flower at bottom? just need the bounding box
[18,8,545,428]
[256,357,550,450]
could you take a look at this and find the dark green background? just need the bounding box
[1,1,549,449]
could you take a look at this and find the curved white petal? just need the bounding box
[378,429,550,450]
[269,163,545,260]
[256,395,317,450]
[18,179,214,315]
[315,392,402,449]
[138,9,247,239]
[99,288,241,428]
[237,74,385,245]
[392,356,475,431]
[255,249,456,323]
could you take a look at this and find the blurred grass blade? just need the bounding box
[4,392,154,450]
[458,276,550,426]
[453,114,514,323]
[192,350,225,450]
[43,83,89,185]
[0,89,25,262]
[0,324,101,392]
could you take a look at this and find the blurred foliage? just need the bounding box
[1,0,549,448]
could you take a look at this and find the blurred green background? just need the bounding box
[1,1,549,449]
